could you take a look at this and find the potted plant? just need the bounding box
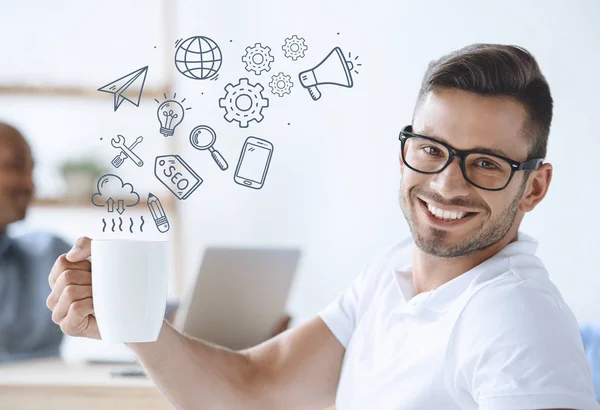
[60,158,105,201]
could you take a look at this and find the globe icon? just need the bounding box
[174,36,222,80]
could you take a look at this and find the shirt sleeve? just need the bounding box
[446,279,600,410]
[318,244,402,349]
[318,268,368,348]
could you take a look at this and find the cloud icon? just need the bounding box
[91,174,139,214]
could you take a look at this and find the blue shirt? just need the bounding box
[581,323,600,402]
[0,231,71,362]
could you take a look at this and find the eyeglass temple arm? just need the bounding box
[517,158,544,171]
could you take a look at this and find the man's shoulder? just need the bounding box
[457,268,578,338]
[11,231,71,258]
[459,233,568,323]
[447,272,597,409]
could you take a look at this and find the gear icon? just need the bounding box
[269,73,293,97]
[218,78,270,128]
[242,43,274,75]
[282,35,307,61]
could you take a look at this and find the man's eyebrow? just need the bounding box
[469,146,511,159]
[416,129,512,159]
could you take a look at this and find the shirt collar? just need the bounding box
[392,231,540,313]
[495,231,539,258]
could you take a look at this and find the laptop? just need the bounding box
[173,247,301,350]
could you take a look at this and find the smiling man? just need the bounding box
[47,44,599,409]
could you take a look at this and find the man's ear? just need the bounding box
[519,163,552,213]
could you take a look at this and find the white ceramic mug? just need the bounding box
[91,239,169,342]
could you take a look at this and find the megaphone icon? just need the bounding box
[299,47,354,101]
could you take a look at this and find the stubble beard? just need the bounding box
[398,184,525,258]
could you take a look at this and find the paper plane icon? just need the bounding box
[98,66,148,111]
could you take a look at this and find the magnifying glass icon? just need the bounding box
[189,125,229,171]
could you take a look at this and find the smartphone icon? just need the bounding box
[234,137,274,190]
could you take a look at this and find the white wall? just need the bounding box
[2,0,599,327]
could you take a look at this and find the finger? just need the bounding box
[49,254,91,288]
[47,269,92,310]
[60,298,101,339]
[51,285,93,325]
[66,236,92,263]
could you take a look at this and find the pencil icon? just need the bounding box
[147,193,170,233]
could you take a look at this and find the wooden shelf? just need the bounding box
[0,85,171,100]
[32,198,91,208]
[31,197,177,211]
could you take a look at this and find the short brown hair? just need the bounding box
[413,44,553,159]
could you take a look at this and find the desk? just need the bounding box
[0,358,172,410]
[0,358,337,410]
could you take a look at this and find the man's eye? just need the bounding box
[476,159,499,169]
[423,146,442,156]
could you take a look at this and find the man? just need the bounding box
[0,122,71,362]
[46,44,599,409]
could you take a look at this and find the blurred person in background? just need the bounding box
[0,121,70,362]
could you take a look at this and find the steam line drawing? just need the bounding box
[101,216,145,233]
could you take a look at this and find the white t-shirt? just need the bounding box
[319,232,599,409]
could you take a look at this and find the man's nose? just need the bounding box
[429,157,471,198]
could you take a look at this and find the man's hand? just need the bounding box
[46,236,100,339]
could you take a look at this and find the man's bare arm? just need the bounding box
[129,317,344,409]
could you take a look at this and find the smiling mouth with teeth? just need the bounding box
[420,199,478,221]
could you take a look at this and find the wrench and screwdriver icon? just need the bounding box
[110,135,144,168]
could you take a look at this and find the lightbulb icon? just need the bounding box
[155,93,191,137]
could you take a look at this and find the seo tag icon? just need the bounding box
[154,155,203,200]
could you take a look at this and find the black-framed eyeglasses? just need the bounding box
[398,125,544,191]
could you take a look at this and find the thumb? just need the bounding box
[66,236,93,263]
